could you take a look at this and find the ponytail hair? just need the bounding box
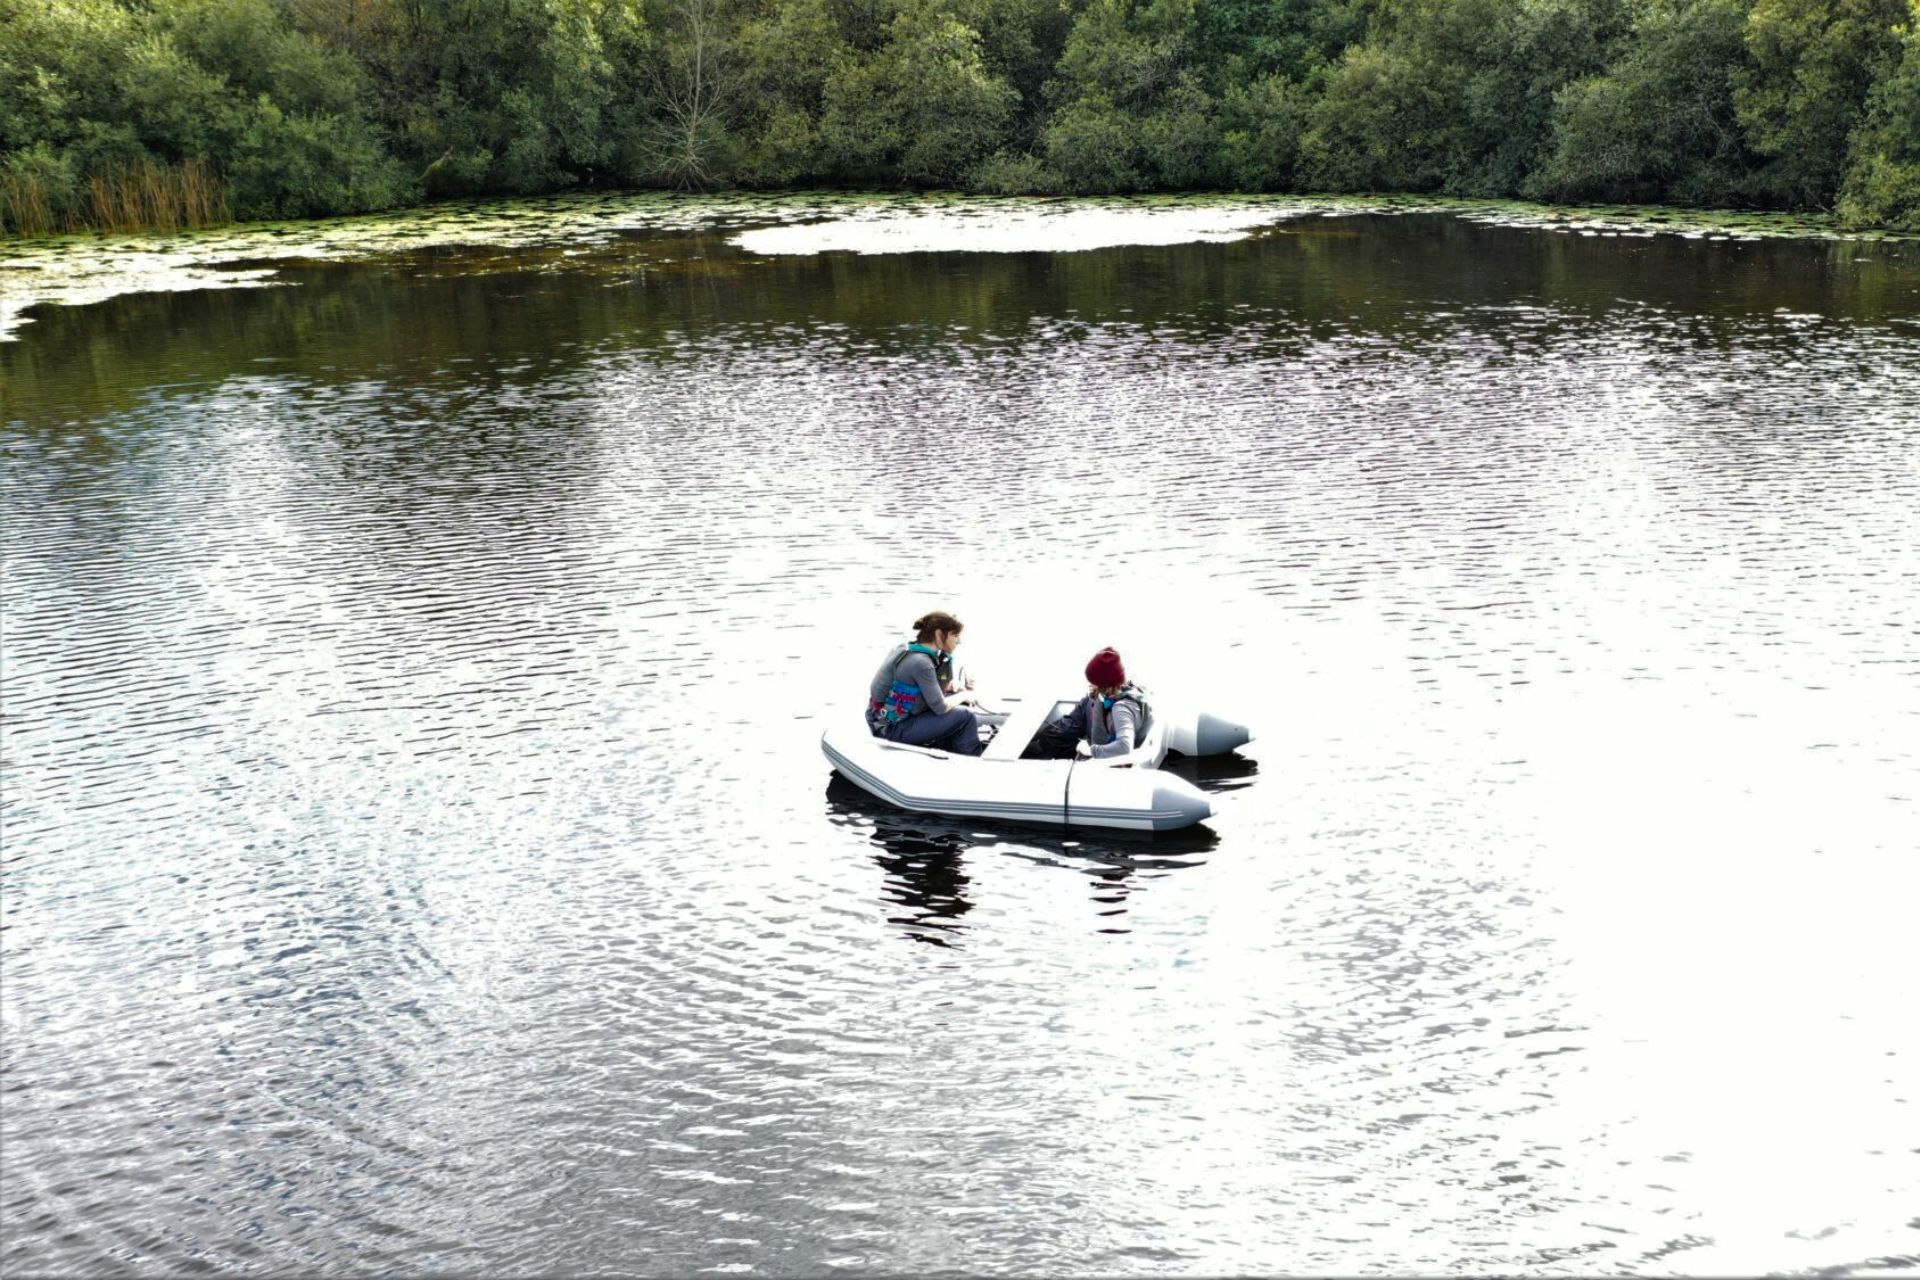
[912,611,963,642]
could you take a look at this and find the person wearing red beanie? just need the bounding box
[1084,647,1126,689]
[1020,647,1151,760]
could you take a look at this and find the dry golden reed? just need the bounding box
[1,157,230,236]
[0,170,54,237]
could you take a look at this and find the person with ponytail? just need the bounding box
[1020,647,1151,760]
[864,611,985,755]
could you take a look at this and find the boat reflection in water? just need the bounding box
[1159,749,1261,792]
[823,772,1234,946]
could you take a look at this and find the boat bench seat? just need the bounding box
[981,697,1069,761]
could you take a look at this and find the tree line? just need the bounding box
[2,0,1916,235]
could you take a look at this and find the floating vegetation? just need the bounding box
[1432,197,1912,243]
[731,198,1286,255]
[1,190,1910,342]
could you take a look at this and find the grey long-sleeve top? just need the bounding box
[1086,693,1144,759]
[867,644,952,722]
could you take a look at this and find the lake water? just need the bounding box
[2,199,1917,1276]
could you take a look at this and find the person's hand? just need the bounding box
[1073,739,1091,759]
[963,673,976,691]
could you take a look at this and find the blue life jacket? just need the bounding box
[872,644,943,725]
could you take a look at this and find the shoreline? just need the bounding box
[3,190,1914,344]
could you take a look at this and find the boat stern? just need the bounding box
[1148,773,1213,830]
[1066,765,1213,832]
[1191,712,1252,756]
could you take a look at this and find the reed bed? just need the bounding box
[1,157,231,236]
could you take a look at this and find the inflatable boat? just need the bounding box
[819,694,1251,833]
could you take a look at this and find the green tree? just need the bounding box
[7,0,1920,230]
[157,0,411,214]
[1734,0,1908,207]
[0,0,408,225]
[1458,0,1632,195]
[1298,41,1459,190]
[819,0,1019,184]
[1837,6,1920,227]
[1296,0,1513,193]
[732,0,844,182]
[1042,92,1148,188]
[1216,71,1311,188]
[0,0,217,164]
[1049,0,1196,111]
[1190,0,1375,90]
[362,0,643,195]
[224,93,409,217]
[1531,0,1757,204]
[1040,0,1200,188]
[1142,69,1223,185]
[960,0,1075,149]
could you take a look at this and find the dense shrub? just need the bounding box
[819,0,1018,184]
[1837,18,1920,228]
[1455,0,1633,196]
[1529,0,1758,205]
[1299,44,1459,192]
[1217,73,1311,190]
[1043,95,1149,191]
[226,98,411,219]
[0,141,80,234]
[0,0,408,225]
[1,0,1915,229]
[964,147,1067,193]
[1734,0,1910,208]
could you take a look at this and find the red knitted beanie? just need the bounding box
[1084,647,1126,688]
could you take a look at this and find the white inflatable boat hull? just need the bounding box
[1163,709,1253,757]
[820,694,1249,833]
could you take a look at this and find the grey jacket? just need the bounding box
[867,644,952,727]
[1086,690,1148,759]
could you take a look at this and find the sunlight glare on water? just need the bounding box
[2,202,1917,1277]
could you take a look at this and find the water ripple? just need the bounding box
[3,213,1916,1276]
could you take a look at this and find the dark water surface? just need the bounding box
[3,207,1917,1276]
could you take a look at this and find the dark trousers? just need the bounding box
[1020,702,1088,760]
[880,707,984,755]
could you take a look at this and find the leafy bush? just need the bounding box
[1455,0,1633,196]
[1217,73,1311,190]
[1837,18,1920,227]
[1299,43,1460,192]
[1043,95,1148,191]
[1734,0,1910,208]
[1189,0,1372,90]
[226,97,412,219]
[361,0,638,195]
[0,142,79,234]
[2,0,1916,229]
[1142,72,1223,186]
[0,0,139,153]
[1050,0,1195,111]
[964,147,1067,193]
[1529,0,1758,204]
[819,0,1018,185]
[734,102,826,186]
